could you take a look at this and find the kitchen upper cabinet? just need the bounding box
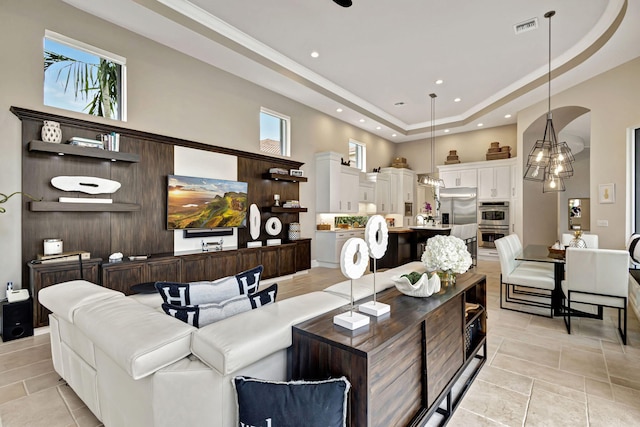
[315,151,359,213]
[359,177,375,203]
[478,166,511,200]
[440,169,477,188]
[374,173,391,214]
[381,167,415,215]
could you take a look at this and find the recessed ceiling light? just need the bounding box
[336,108,343,113]
[444,129,450,133]
[391,133,397,137]
[376,126,382,130]
[359,119,365,123]
[504,114,512,118]
[477,123,483,127]
[454,98,461,102]
[310,51,319,58]
[394,102,405,106]
[435,79,444,85]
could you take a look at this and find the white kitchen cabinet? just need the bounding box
[374,173,391,214]
[439,169,477,188]
[478,166,511,200]
[358,177,375,203]
[315,229,366,268]
[315,151,360,213]
[380,167,415,215]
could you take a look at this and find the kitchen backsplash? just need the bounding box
[334,216,369,228]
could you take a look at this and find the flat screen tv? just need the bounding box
[167,175,248,230]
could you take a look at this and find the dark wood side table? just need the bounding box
[290,272,487,427]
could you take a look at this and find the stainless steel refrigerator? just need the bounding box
[439,187,477,224]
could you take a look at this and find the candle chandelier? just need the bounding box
[523,11,574,192]
[417,93,445,188]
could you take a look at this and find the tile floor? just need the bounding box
[0,260,639,426]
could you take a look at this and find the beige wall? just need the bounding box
[0,1,396,290]
[517,56,640,249]
[394,124,517,174]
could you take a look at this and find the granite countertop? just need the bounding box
[409,225,453,230]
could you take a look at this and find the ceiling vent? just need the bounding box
[514,18,538,34]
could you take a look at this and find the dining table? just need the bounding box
[515,244,566,316]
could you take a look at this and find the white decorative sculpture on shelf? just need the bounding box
[247,204,262,247]
[359,215,390,316]
[333,237,370,330]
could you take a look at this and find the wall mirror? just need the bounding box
[568,198,590,231]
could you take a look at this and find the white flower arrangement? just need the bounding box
[420,235,472,274]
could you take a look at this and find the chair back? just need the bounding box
[565,247,628,298]
[495,235,521,277]
[561,233,599,248]
[450,225,464,239]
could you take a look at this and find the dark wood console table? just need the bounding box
[290,272,487,427]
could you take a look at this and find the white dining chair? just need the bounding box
[561,247,629,344]
[561,233,599,248]
[496,235,556,317]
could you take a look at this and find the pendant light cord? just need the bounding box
[545,10,555,118]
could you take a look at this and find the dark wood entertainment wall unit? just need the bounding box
[12,107,311,328]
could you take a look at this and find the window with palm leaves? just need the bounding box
[43,31,125,120]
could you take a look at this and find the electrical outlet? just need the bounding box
[597,219,609,227]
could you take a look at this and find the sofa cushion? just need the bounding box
[161,284,278,327]
[192,291,348,375]
[74,296,196,380]
[38,280,125,324]
[234,376,350,427]
[155,265,263,306]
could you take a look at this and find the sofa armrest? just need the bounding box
[39,280,125,324]
[192,291,347,375]
[74,297,195,380]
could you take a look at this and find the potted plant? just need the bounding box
[0,191,41,213]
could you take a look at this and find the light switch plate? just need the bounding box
[597,219,609,227]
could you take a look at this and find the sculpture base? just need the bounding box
[359,301,390,317]
[333,311,370,330]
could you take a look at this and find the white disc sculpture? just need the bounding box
[247,204,262,247]
[333,237,370,330]
[359,215,390,316]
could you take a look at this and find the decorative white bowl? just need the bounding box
[392,272,441,298]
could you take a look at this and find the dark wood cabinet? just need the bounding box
[294,239,311,271]
[290,272,487,427]
[28,259,102,328]
[102,256,182,294]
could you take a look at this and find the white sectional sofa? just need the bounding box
[39,262,424,427]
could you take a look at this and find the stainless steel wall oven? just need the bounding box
[478,202,509,248]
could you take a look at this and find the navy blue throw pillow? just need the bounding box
[155,265,264,306]
[162,283,277,327]
[234,376,350,427]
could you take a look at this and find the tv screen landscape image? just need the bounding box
[167,175,248,230]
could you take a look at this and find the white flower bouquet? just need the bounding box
[420,235,472,274]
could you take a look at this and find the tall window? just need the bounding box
[44,30,126,121]
[349,139,366,171]
[260,108,290,157]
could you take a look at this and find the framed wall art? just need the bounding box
[598,183,615,204]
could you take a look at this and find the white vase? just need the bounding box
[41,121,62,143]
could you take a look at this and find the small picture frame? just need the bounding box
[290,169,304,177]
[598,183,615,204]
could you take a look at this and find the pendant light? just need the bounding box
[523,11,574,193]
[417,93,445,188]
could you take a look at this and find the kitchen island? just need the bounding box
[373,226,452,270]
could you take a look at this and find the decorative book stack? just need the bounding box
[486,141,511,160]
